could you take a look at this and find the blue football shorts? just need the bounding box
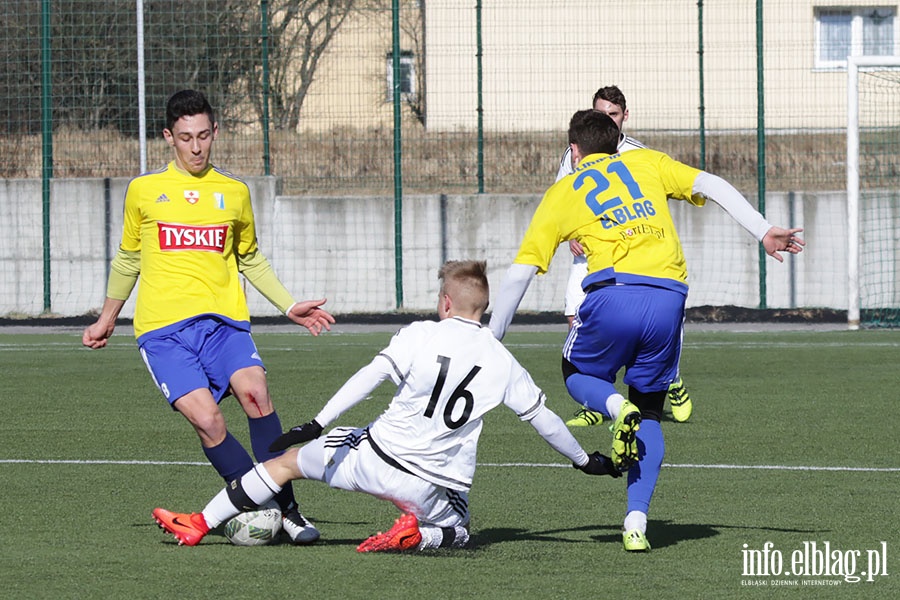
[138,317,265,407]
[563,284,686,393]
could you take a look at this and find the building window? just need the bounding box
[386,51,416,102]
[815,7,897,68]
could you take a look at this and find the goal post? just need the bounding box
[846,56,900,330]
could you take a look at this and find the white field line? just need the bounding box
[0,458,897,472]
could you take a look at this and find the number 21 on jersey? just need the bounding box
[575,159,655,228]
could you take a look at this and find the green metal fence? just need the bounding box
[9,1,877,192]
[3,1,900,321]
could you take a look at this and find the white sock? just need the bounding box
[623,510,648,534]
[202,488,235,529]
[246,464,283,503]
[417,526,470,550]
[606,393,626,419]
[202,464,283,528]
[417,527,438,550]
[449,526,470,548]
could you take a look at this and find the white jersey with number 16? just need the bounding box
[368,316,546,492]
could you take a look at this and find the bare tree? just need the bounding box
[398,0,425,124]
[142,0,260,133]
[244,0,359,131]
[364,0,426,124]
[0,5,41,136]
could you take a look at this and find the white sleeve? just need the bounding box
[693,172,772,241]
[313,355,394,427]
[555,147,574,182]
[564,256,588,316]
[488,263,538,340]
[527,404,589,466]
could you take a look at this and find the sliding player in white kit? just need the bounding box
[559,86,693,427]
[153,260,621,552]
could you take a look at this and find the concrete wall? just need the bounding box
[0,177,858,319]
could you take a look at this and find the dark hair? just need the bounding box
[592,85,627,112]
[165,90,215,131]
[567,110,620,156]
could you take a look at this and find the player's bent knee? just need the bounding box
[187,413,229,446]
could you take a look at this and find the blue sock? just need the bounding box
[564,373,618,417]
[248,411,297,511]
[203,431,254,483]
[248,411,285,463]
[627,420,664,514]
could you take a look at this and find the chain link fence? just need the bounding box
[2,1,899,321]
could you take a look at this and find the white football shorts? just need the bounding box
[296,426,469,528]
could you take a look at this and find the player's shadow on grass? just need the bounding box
[646,520,827,549]
[473,520,826,550]
[472,524,619,548]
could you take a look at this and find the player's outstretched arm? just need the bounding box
[693,173,805,263]
[286,299,335,336]
[270,354,395,453]
[488,263,538,340]
[762,227,805,263]
[269,420,323,452]
[527,406,621,478]
[575,451,622,477]
[237,249,335,334]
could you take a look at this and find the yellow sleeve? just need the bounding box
[514,187,564,274]
[235,184,259,256]
[238,248,295,314]
[119,179,143,253]
[656,151,703,205]
[106,248,141,300]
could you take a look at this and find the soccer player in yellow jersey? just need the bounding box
[490,110,804,551]
[82,90,334,544]
[557,86,695,426]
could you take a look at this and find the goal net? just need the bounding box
[847,56,900,329]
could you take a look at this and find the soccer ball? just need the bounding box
[223,507,283,546]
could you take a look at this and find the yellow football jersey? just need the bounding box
[515,148,705,291]
[120,162,258,337]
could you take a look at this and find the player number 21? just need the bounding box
[424,355,480,429]
[575,160,644,216]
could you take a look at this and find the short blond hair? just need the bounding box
[438,260,490,316]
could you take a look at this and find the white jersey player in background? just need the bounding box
[153,260,621,552]
[558,86,693,427]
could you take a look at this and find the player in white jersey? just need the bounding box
[153,260,621,551]
[557,86,693,427]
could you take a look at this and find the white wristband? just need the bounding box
[284,302,297,316]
